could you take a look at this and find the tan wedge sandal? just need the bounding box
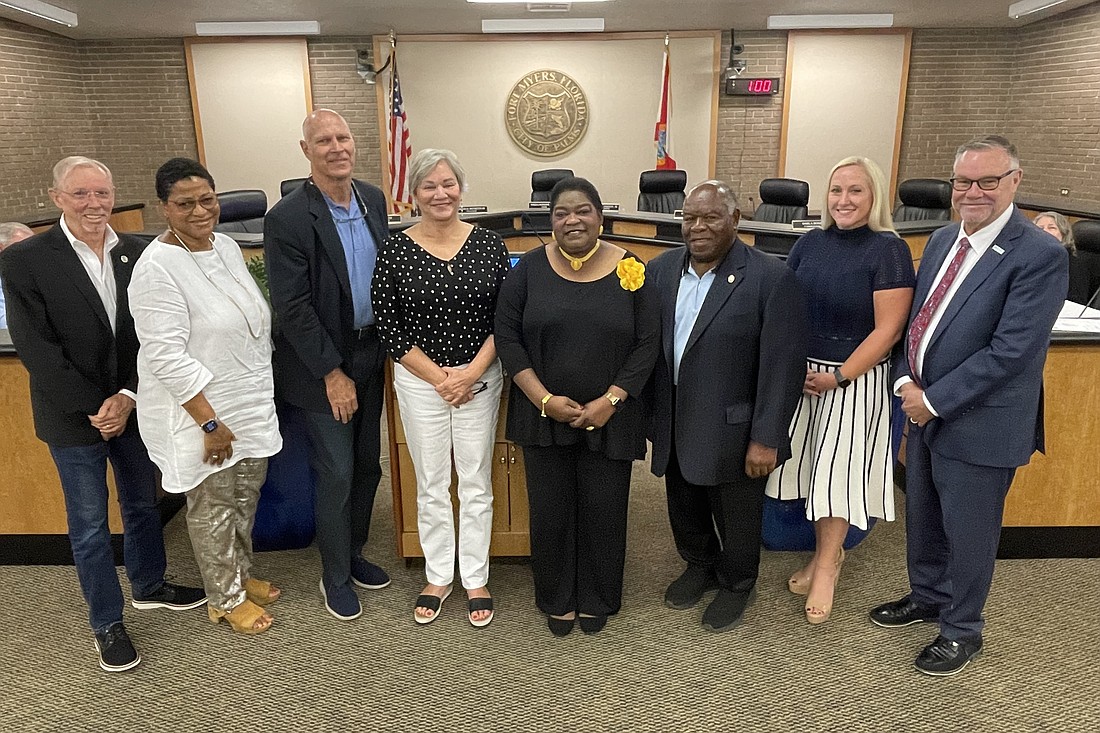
[244,578,281,607]
[208,600,273,635]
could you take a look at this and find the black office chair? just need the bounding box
[637,169,687,214]
[753,177,810,256]
[1069,220,1100,307]
[530,169,573,204]
[893,178,952,222]
[280,177,307,198]
[214,189,267,234]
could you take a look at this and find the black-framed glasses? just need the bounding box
[472,381,488,396]
[949,169,1017,192]
[169,194,219,213]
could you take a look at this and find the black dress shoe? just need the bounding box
[701,587,756,633]
[578,615,607,635]
[131,582,207,611]
[664,565,719,610]
[915,635,983,676]
[869,596,939,628]
[93,622,141,673]
[547,615,575,637]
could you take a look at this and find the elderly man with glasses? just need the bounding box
[869,136,1068,676]
[0,156,206,673]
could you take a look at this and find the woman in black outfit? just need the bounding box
[495,176,659,636]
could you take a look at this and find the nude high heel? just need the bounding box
[805,547,845,625]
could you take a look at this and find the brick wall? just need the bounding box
[0,19,93,221]
[714,30,788,215]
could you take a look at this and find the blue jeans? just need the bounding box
[48,428,167,633]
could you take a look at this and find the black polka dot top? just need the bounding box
[371,226,511,367]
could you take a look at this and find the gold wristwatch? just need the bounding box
[605,392,622,409]
[540,393,553,418]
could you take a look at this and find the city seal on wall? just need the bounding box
[505,69,590,158]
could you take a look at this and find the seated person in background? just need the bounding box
[0,221,34,328]
[1033,211,1075,254]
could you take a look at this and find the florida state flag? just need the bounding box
[654,38,677,170]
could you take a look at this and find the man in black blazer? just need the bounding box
[264,109,392,621]
[1,156,205,673]
[871,136,1068,676]
[648,180,808,632]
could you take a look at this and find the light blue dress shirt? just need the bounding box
[322,189,377,328]
[673,265,716,385]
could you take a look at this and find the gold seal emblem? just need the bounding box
[505,70,590,157]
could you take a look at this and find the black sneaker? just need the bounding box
[350,556,391,590]
[131,582,207,610]
[93,623,141,672]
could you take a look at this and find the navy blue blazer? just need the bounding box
[895,207,1068,468]
[264,178,389,413]
[0,225,146,447]
[648,240,808,486]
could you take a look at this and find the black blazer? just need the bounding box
[0,225,146,447]
[263,178,389,413]
[648,241,809,486]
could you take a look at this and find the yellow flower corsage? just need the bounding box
[617,257,645,292]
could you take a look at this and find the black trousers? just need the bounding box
[664,441,765,593]
[523,443,632,616]
[303,331,386,588]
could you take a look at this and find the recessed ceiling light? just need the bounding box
[0,0,77,27]
[194,20,321,36]
[767,14,894,30]
[482,17,605,33]
[1008,0,1069,19]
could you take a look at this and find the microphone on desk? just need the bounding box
[520,212,549,247]
[1073,282,1100,318]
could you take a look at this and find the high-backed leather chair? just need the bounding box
[752,177,810,256]
[280,178,307,198]
[530,169,573,203]
[893,178,952,222]
[1069,219,1100,307]
[637,169,687,214]
[214,189,267,234]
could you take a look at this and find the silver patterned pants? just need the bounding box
[184,457,269,611]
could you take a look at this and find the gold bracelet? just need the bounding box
[540,393,553,418]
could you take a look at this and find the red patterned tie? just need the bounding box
[907,238,971,383]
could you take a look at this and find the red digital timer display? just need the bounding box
[724,77,781,96]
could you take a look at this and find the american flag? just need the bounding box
[388,51,413,213]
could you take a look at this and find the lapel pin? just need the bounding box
[728,274,735,284]
[992,245,1004,255]
[120,255,129,263]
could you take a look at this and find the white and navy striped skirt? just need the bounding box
[765,358,894,530]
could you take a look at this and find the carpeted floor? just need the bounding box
[2,442,1098,732]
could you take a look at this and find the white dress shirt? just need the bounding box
[897,204,1016,414]
[60,216,120,332]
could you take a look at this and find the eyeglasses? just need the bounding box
[58,188,114,202]
[949,169,1018,192]
[471,381,488,396]
[168,194,220,213]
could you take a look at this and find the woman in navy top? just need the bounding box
[765,157,915,624]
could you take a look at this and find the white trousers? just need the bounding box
[393,360,502,588]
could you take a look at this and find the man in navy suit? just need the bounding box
[870,136,1068,676]
[648,180,808,632]
[264,110,392,621]
[1,157,205,673]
